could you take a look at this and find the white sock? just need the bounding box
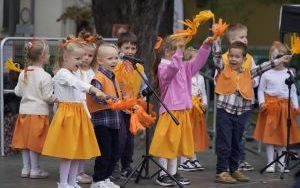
[167,158,177,175]
[78,160,85,175]
[180,156,188,164]
[266,144,274,165]
[22,150,30,170]
[277,147,286,170]
[191,154,197,161]
[59,159,71,185]
[158,158,168,176]
[29,150,39,171]
[68,160,80,186]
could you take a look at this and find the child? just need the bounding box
[221,24,257,171]
[42,37,104,188]
[149,36,212,186]
[114,32,147,179]
[253,41,300,173]
[178,47,209,171]
[86,43,123,188]
[74,31,98,184]
[11,40,55,179]
[213,40,292,184]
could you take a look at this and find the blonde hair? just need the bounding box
[269,41,289,60]
[225,23,248,41]
[53,36,83,73]
[96,42,118,60]
[152,36,177,89]
[23,40,48,83]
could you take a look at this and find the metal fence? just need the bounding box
[0,37,117,156]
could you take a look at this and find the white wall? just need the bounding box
[34,0,67,37]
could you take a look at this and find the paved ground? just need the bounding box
[1,139,299,188]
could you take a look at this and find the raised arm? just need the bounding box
[186,43,211,76]
[251,55,293,78]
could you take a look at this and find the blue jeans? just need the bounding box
[216,108,251,173]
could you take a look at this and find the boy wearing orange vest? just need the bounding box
[212,40,292,184]
[217,23,257,171]
[113,32,148,179]
[87,43,123,188]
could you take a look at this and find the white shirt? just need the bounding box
[258,68,298,109]
[53,68,92,102]
[14,66,53,115]
[191,73,207,105]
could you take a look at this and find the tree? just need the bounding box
[91,0,174,74]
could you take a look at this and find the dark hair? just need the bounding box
[228,41,247,57]
[152,36,177,89]
[117,32,138,48]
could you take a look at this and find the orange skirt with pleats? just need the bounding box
[149,110,194,159]
[42,102,100,159]
[190,96,209,152]
[253,94,300,146]
[11,114,49,153]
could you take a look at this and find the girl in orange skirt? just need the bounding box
[253,41,300,173]
[149,36,212,186]
[178,47,209,172]
[41,36,105,188]
[11,40,56,179]
[73,31,98,184]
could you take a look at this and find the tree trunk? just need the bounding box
[91,0,174,75]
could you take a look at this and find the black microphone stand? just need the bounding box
[121,60,183,188]
[260,69,300,179]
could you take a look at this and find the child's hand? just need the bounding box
[95,90,107,100]
[201,104,207,112]
[278,55,293,63]
[203,36,214,45]
[259,103,267,111]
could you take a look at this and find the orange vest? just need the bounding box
[86,71,122,113]
[114,61,144,98]
[215,64,253,100]
[222,52,253,69]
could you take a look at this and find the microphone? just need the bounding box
[119,53,144,64]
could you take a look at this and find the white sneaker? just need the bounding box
[277,163,290,173]
[266,164,275,173]
[90,181,109,188]
[104,179,120,188]
[178,160,198,171]
[21,168,30,178]
[73,183,82,188]
[29,168,49,179]
[57,183,74,188]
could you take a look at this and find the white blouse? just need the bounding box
[258,68,298,109]
[53,68,92,102]
[191,73,207,105]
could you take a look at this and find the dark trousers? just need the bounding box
[119,113,134,170]
[93,125,120,182]
[216,108,251,174]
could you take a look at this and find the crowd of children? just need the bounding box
[8,20,300,188]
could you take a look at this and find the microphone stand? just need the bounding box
[260,68,300,179]
[121,61,183,188]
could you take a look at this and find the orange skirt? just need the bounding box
[42,102,100,159]
[11,114,49,153]
[253,95,300,146]
[190,96,209,152]
[149,110,194,159]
